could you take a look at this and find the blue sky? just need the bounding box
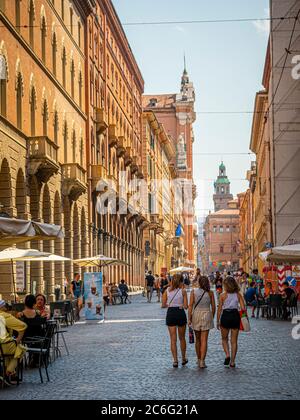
[113,0,270,217]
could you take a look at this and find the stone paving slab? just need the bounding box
[0,295,299,400]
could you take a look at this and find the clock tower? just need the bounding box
[213,162,233,212]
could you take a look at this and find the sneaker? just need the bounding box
[224,357,231,368]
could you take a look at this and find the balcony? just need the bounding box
[117,136,126,158]
[124,147,133,167]
[137,165,144,179]
[149,214,160,231]
[108,125,118,148]
[95,108,108,134]
[107,174,119,195]
[90,164,108,192]
[130,156,139,174]
[28,136,59,183]
[62,163,87,201]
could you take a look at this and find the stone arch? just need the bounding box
[29,75,37,136]
[29,74,37,104]
[29,176,41,221]
[42,184,54,297]
[42,184,51,224]
[41,91,49,136]
[27,0,36,15]
[0,41,9,81]
[15,168,26,219]
[63,197,73,281]
[28,0,36,47]
[15,59,24,95]
[53,100,59,143]
[54,191,64,293]
[81,207,87,259]
[40,5,47,31]
[63,115,68,162]
[73,203,80,272]
[0,158,13,216]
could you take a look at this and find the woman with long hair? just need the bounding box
[188,276,216,369]
[162,274,188,368]
[217,276,246,368]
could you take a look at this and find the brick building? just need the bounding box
[86,0,145,287]
[204,163,240,274]
[143,67,197,268]
[0,0,93,300]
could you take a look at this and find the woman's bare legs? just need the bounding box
[230,329,239,365]
[195,331,201,361]
[221,327,230,359]
[178,325,187,362]
[168,326,178,363]
[200,330,210,363]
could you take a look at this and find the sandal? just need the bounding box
[173,362,179,368]
[182,359,189,366]
[224,357,231,368]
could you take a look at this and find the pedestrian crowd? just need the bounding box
[157,267,298,369]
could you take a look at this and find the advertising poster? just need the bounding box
[84,272,104,321]
[16,261,26,293]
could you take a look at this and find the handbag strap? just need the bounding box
[192,290,206,314]
[168,288,181,307]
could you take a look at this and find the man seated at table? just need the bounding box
[0,300,27,385]
[282,282,295,320]
[118,280,130,304]
[245,282,259,318]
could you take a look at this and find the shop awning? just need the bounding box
[259,244,300,264]
[0,217,64,246]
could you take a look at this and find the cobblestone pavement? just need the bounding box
[1,294,299,400]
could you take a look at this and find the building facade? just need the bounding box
[204,164,240,274]
[143,68,197,268]
[142,110,183,275]
[0,0,93,300]
[86,0,145,287]
[269,0,300,246]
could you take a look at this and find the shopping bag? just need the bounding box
[189,327,195,344]
[240,311,251,332]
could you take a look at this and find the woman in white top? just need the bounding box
[188,276,216,369]
[162,274,188,368]
[217,276,246,368]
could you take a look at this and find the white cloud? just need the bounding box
[175,26,185,34]
[253,8,270,35]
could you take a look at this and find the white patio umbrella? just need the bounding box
[0,247,51,302]
[29,254,71,262]
[74,255,129,269]
[170,266,195,274]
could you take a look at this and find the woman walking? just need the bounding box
[188,276,216,369]
[217,276,246,368]
[162,275,188,368]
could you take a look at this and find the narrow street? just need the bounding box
[1,295,299,401]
